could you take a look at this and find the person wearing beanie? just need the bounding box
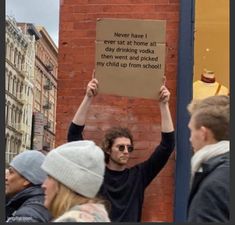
[67,75,175,222]
[41,140,110,222]
[5,150,52,222]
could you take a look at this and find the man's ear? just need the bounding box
[23,179,31,188]
[200,126,213,141]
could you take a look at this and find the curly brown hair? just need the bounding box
[101,127,134,163]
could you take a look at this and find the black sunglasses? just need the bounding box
[116,144,134,153]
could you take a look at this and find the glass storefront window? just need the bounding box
[193,0,229,99]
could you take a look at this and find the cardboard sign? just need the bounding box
[95,18,166,99]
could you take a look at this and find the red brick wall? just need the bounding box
[57,0,179,222]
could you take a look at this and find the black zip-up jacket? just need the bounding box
[6,185,52,222]
[68,122,175,222]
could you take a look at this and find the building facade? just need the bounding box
[33,26,58,152]
[5,17,58,164]
[5,16,36,164]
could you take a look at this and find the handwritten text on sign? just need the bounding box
[95,19,166,99]
[97,31,163,70]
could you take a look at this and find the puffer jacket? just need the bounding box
[187,152,230,222]
[6,185,52,222]
[53,203,110,222]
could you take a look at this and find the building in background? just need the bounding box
[33,26,58,152]
[5,16,37,163]
[5,16,58,164]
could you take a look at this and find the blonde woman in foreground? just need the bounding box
[41,140,110,222]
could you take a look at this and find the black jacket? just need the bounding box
[68,122,175,222]
[187,152,230,222]
[6,185,52,222]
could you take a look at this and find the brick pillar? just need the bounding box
[57,0,179,222]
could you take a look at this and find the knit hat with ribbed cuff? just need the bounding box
[41,140,105,198]
[10,150,47,185]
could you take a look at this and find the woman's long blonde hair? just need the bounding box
[49,180,109,219]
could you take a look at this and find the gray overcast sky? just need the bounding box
[6,0,60,46]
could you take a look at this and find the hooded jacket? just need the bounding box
[6,185,52,222]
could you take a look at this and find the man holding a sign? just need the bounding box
[67,76,175,222]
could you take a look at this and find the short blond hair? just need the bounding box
[187,95,229,141]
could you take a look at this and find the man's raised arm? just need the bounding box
[68,77,98,142]
[158,85,174,133]
[72,78,98,125]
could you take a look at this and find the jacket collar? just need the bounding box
[188,152,229,208]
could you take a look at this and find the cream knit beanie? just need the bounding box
[41,140,105,198]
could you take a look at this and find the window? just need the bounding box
[193,0,229,99]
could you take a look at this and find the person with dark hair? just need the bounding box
[101,126,133,164]
[5,150,51,222]
[187,95,230,222]
[67,75,175,222]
